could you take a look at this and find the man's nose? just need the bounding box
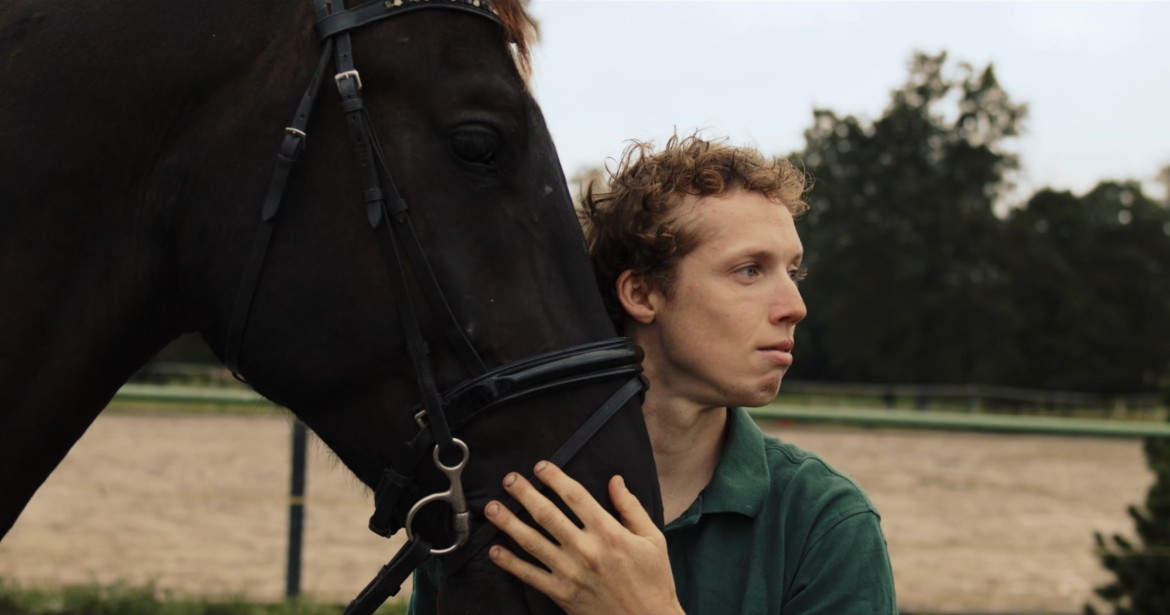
[772,278,807,325]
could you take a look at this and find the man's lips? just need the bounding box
[758,341,795,365]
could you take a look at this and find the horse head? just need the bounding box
[0,1,660,613]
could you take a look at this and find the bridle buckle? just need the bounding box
[285,127,307,150]
[335,69,363,92]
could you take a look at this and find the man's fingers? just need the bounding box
[609,475,660,537]
[485,498,570,572]
[487,544,563,601]
[498,470,589,547]
[531,461,623,533]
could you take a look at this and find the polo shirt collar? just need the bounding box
[666,407,769,529]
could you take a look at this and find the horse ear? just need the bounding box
[615,270,657,325]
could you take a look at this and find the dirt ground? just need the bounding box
[0,411,1151,614]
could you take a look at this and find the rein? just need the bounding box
[222,1,647,613]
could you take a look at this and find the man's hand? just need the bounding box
[484,461,685,615]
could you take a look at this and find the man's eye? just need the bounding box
[737,265,762,278]
[789,268,808,283]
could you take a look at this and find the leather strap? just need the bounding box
[331,27,466,466]
[316,0,498,41]
[224,43,335,375]
[342,537,434,615]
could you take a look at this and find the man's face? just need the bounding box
[639,188,807,409]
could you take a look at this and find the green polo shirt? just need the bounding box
[665,407,896,614]
[408,407,896,614]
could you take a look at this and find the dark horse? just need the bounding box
[0,1,661,613]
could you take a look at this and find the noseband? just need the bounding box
[222,1,647,613]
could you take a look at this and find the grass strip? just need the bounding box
[0,578,406,615]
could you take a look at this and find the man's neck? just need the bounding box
[642,393,729,524]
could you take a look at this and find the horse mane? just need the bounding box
[491,0,538,80]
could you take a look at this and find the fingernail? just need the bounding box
[489,545,501,560]
[503,473,517,487]
[615,475,625,490]
[534,460,548,473]
[485,501,499,517]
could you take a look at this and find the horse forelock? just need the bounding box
[490,0,538,82]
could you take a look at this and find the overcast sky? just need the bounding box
[524,1,1170,205]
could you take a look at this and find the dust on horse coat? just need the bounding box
[0,1,661,613]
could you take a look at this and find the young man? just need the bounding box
[411,135,896,614]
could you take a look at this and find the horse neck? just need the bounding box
[0,2,314,539]
[0,189,186,536]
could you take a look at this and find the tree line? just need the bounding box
[784,52,1169,398]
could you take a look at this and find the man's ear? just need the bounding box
[616,270,657,324]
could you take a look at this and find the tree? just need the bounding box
[1157,164,1170,205]
[1000,181,1170,393]
[790,51,1027,384]
[1086,437,1170,615]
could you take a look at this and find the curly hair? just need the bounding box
[579,134,809,323]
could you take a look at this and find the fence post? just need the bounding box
[286,420,308,600]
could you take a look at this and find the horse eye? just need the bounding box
[450,128,499,166]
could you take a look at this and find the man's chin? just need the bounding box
[738,380,782,408]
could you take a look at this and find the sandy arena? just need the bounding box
[0,410,1151,614]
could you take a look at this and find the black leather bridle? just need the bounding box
[222,1,647,613]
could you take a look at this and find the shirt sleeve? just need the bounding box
[783,510,897,615]
[406,562,440,615]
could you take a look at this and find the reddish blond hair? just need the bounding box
[580,134,809,322]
